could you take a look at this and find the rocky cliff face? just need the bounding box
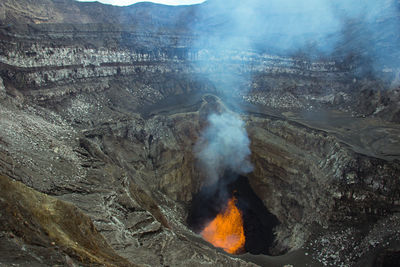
[1,0,400,266]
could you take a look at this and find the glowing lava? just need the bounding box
[200,197,245,254]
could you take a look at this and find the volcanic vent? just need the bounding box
[187,171,280,255]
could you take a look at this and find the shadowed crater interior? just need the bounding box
[187,171,280,255]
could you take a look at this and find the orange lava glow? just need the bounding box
[200,197,245,254]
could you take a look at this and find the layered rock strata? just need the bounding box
[0,1,400,266]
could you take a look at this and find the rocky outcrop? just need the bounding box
[0,174,136,267]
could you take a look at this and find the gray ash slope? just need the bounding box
[0,0,400,266]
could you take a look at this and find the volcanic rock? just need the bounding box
[0,77,5,99]
[0,0,400,266]
[0,174,136,267]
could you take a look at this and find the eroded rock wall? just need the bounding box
[0,1,400,266]
[0,23,352,110]
[246,116,400,259]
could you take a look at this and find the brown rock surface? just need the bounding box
[0,174,136,267]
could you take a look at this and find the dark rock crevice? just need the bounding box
[187,171,280,256]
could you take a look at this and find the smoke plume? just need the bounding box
[195,112,253,184]
[193,0,400,184]
[192,0,400,76]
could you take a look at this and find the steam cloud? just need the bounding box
[192,0,400,76]
[193,0,399,183]
[195,112,253,184]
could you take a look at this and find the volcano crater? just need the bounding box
[187,171,280,255]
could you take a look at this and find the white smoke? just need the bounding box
[192,0,400,76]
[195,112,253,184]
[193,0,400,184]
